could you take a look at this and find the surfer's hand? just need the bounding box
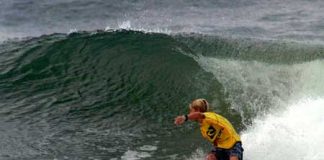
[174,115,186,125]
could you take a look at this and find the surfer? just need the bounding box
[174,99,243,160]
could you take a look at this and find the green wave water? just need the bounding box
[0,30,323,159]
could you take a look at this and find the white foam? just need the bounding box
[293,60,324,98]
[121,150,152,160]
[139,145,158,151]
[242,98,324,160]
[104,26,111,31]
[120,145,157,160]
[118,21,131,30]
[104,20,173,34]
[68,28,78,34]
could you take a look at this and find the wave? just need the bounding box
[0,30,324,159]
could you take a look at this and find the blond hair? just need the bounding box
[190,98,209,112]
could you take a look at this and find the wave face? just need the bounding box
[1,30,324,159]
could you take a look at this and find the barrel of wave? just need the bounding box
[241,98,324,160]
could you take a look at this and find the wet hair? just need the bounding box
[190,98,209,112]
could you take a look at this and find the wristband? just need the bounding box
[184,114,188,121]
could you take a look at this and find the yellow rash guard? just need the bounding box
[200,112,241,149]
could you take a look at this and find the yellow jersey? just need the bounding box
[200,112,241,149]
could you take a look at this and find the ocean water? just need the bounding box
[0,0,324,160]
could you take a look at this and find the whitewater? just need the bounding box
[187,57,324,160]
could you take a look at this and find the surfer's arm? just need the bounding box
[187,112,205,120]
[174,112,205,125]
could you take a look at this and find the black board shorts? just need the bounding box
[211,142,244,160]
